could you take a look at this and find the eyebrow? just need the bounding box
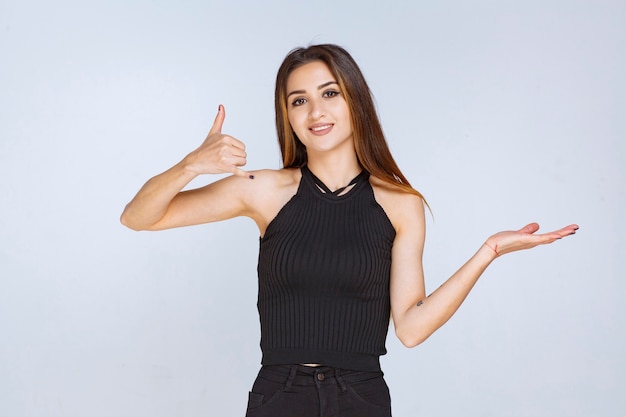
[286,81,338,99]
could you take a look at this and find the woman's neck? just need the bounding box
[305,152,362,192]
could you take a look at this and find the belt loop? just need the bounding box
[284,365,298,392]
[335,368,348,392]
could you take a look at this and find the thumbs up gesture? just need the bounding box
[185,105,251,178]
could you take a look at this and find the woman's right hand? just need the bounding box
[120,105,254,231]
[184,105,251,178]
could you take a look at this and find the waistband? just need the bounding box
[257,364,384,392]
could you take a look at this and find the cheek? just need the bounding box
[287,108,298,124]
[331,100,351,119]
[287,112,305,133]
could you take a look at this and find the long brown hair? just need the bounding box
[274,44,425,200]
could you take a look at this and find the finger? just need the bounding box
[228,136,247,151]
[519,222,540,234]
[229,155,247,167]
[229,146,247,159]
[555,224,580,237]
[232,166,253,179]
[225,155,252,178]
[209,104,226,135]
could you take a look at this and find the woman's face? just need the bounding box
[285,61,354,157]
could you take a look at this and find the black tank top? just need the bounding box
[257,166,396,371]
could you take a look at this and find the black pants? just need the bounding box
[245,364,392,417]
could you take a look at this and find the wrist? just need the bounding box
[484,241,499,257]
[179,152,203,177]
[481,240,499,262]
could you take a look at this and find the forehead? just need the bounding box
[286,61,336,90]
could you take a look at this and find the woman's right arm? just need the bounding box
[120,105,253,231]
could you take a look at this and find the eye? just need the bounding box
[291,97,306,106]
[323,90,340,98]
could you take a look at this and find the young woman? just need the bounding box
[121,44,578,417]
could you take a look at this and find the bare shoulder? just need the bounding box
[243,167,301,232]
[369,176,425,233]
[249,167,300,187]
[244,168,300,201]
[210,167,298,197]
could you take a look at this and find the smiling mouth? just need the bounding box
[310,124,333,133]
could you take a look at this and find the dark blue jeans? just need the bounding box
[245,364,392,417]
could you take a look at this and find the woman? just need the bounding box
[121,44,578,417]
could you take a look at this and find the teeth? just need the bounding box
[311,125,331,131]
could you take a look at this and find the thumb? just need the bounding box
[519,222,540,234]
[209,104,226,135]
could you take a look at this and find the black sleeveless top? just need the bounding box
[257,166,396,371]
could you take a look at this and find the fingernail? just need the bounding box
[249,175,255,180]
[217,105,221,112]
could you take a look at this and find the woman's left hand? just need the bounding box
[484,223,579,257]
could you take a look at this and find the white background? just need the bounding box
[1,0,624,416]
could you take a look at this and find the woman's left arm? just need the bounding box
[387,194,578,348]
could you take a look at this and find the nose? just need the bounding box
[308,99,326,120]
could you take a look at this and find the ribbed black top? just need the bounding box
[257,166,396,371]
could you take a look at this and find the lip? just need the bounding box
[308,123,334,136]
